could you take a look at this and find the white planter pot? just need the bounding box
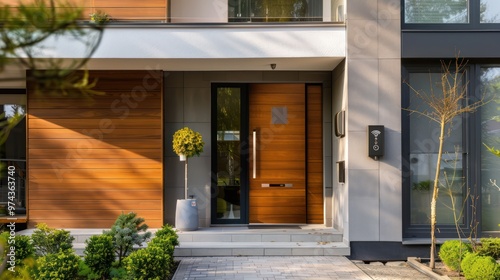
[179,154,186,161]
[175,198,198,231]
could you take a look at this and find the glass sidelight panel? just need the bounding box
[407,72,466,226]
[215,87,243,220]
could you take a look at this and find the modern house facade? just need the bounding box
[0,0,499,260]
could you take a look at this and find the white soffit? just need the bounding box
[36,25,346,71]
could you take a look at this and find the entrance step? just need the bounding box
[175,225,350,257]
[18,225,349,257]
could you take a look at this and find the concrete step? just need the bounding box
[174,225,349,256]
[174,241,350,256]
[21,225,349,257]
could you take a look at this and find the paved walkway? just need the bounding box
[173,256,432,280]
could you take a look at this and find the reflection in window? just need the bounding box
[216,88,241,219]
[408,72,465,225]
[228,0,322,22]
[480,67,500,231]
[0,96,27,215]
[404,0,469,23]
[480,0,500,23]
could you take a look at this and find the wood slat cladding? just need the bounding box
[306,85,324,224]
[27,70,163,228]
[0,0,167,21]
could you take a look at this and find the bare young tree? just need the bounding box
[405,57,485,268]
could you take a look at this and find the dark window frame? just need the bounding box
[210,83,249,225]
[402,0,500,30]
[401,62,477,239]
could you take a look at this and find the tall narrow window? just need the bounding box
[0,93,26,216]
[215,87,242,220]
[407,71,466,226]
[480,67,500,232]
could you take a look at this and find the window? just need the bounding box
[404,0,500,28]
[228,0,323,22]
[480,67,500,232]
[211,84,248,224]
[404,63,500,238]
[0,93,26,215]
[480,0,500,23]
[404,0,469,23]
[406,70,466,228]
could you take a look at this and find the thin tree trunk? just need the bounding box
[430,119,446,269]
[185,158,188,199]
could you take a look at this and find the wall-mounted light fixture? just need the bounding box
[270,63,276,70]
[334,110,345,137]
[368,125,384,160]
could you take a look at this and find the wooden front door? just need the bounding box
[249,84,306,223]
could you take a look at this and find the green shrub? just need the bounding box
[83,234,115,279]
[124,245,172,280]
[154,224,179,245]
[77,260,99,280]
[103,212,152,265]
[123,226,178,280]
[34,249,81,280]
[461,252,500,280]
[31,223,74,256]
[13,235,35,267]
[476,238,500,259]
[0,233,36,280]
[438,240,472,271]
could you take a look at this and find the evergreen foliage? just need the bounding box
[476,238,500,259]
[84,234,115,279]
[34,249,80,280]
[103,212,152,265]
[438,240,472,271]
[461,252,500,280]
[31,223,74,257]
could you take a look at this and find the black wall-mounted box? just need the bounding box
[368,125,384,160]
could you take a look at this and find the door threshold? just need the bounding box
[248,224,303,229]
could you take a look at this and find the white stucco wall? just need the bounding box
[345,0,402,242]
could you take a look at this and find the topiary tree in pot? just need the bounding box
[172,127,204,231]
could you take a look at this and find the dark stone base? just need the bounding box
[349,241,430,262]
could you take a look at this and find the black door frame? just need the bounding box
[211,83,249,224]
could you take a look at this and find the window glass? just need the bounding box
[0,94,26,214]
[228,0,323,22]
[408,72,465,225]
[480,0,500,23]
[480,67,500,231]
[404,0,469,23]
[216,87,242,220]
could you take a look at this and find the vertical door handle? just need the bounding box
[253,129,256,179]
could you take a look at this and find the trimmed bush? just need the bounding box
[124,225,178,280]
[154,224,179,245]
[34,249,80,280]
[84,234,115,279]
[31,223,74,256]
[476,238,500,259]
[124,245,172,280]
[461,252,500,280]
[13,235,35,267]
[438,240,472,271]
